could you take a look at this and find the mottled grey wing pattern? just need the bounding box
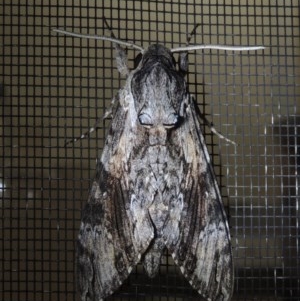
[76,174,146,301]
[76,97,154,301]
[164,96,233,301]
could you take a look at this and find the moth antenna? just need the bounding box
[53,29,144,53]
[171,44,265,53]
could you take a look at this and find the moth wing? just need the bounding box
[77,172,152,300]
[164,97,234,301]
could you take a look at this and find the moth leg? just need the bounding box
[178,23,201,74]
[103,17,129,76]
[64,119,101,146]
[194,97,237,145]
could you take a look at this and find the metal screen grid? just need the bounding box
[1,1,299,301]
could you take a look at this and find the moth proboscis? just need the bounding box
[54,25,264,301]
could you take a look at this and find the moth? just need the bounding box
[54,26,264,301]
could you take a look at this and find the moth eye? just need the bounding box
[138,112,153,128]
[163,113,179,129]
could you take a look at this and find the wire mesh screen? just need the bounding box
[1,1,299,300]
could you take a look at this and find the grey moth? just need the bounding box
[54,26,264,301]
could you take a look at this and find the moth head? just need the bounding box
[131,44,187,130]
[134,45,188,75]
